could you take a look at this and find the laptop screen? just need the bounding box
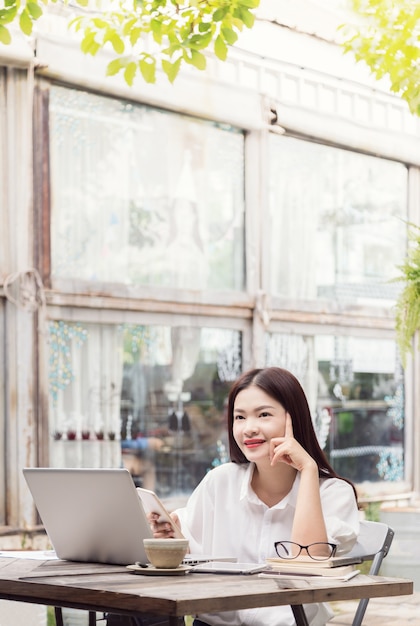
[23,468,153,565]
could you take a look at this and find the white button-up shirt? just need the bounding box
[176,462,359,626]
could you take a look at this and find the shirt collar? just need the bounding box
[240,463,301,509]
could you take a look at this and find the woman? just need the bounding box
[153,367,360,626]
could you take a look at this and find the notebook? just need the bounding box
[23,467,154,565]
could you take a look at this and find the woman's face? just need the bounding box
[232,385,288,463]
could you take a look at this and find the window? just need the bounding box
[48,320,242,497]
[49,86,245,291]
[43,86,412,498]
[268,136,407,303]
[266,332,404,489]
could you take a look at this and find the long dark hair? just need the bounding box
[227,367,358,500]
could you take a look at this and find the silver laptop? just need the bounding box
[23,467,153,565]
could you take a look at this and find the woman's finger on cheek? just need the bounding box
[269,440,275,461]
[270,443,283,465]
[269,438,282,459]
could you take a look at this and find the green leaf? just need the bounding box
[124,61,137,86]
[221,26,238,45]
[81,31,100,56]
[122,17,138,36]
[75,0,89,7]
[162,57,181,83]
[213,7,229,22]
[238,0,260,7]
[214,35,227,61]
[106,57,124,76]
[150,18,162,43]
[234,6,255,28]
[108,31,125,54]
[162,43,181,57]
[139,58,156,83]
[189,49,206,70]
[0,24,11,44]
[26,2,43,20]
[188,32,213,50]
[130,27,142,46]
[19,9,33,36]
[0,5,17,25]
[198,21,212,33]
[92,17,109,29]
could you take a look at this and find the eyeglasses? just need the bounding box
[274,541,337,561]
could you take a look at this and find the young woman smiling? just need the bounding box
[152,367,360,626]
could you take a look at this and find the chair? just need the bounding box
[337,519,395,626]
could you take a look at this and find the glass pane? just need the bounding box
[48,321,241,498]
[49,86,245,291]
[266,332,404,484]
[268,136,407,303]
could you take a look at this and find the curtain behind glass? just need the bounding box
[49,86,245,291]
[268,136,407,304]
[48,321,242,497]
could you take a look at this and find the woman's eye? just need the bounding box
[259,412,271,418]
[234,414,245,420]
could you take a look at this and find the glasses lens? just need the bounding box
[275,542,301,559]
[306,543,336,561]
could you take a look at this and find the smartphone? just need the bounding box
[136,487,184,539]
[191,561,269,575]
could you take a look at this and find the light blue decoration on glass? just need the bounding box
[48,321,88,405]
[376,448,404,482]
[385,383,404,431]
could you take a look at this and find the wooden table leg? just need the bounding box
[291,604,309,626]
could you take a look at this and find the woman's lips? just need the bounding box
[244,439,265,448]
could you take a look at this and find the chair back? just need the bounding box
[347,519,394,566]
[347,520,395,626]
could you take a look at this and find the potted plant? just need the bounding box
[394,223,420,366]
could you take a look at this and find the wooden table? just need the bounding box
[0,557,413,626]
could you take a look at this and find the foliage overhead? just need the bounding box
[0,0,260,84]
[394,224,420,366]
[341,0,420,116]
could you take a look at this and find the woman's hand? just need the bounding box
[269,413,317,473]
[148,512,181,538]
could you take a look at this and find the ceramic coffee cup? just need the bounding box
[143,538,189,569]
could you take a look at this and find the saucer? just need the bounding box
[127,564,192,576]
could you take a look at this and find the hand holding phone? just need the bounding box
[136,487,184,539]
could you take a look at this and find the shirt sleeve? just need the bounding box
[175,470,216,554]
[320,477,360,554]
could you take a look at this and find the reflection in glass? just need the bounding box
[268,136,407,303]
[48,322,241,497]
[265,332,404,484]
[49,86,245,291]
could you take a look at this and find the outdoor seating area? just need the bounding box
[1,2,420,625]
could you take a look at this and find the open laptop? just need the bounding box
[23,467,154,565]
